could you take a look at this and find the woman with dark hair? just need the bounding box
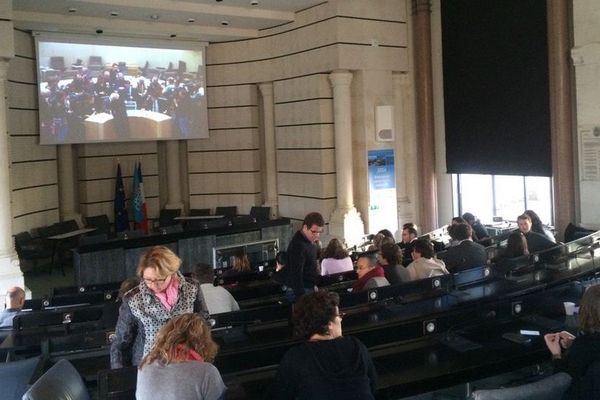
[320,238,353,276]
[544,285,600,399]
[524,209,556,243]
[271,291,377,399]
[405,239,449,281]
[378,242,409,285]
[503,231,530,258]
[136,313,226,400]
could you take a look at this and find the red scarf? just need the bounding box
[352,265,385,292]
[155,275,179,311]
[173,344,204,362]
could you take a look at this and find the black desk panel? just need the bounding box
[74,219,292,285]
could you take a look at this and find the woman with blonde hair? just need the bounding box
[136,313,226,400]
[111,245,204,368]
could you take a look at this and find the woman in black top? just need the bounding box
[270,290,377,400]
[544,284,600,399]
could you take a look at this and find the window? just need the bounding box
[452,174,553,225]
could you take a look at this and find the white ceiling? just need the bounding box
[12,0,326,42]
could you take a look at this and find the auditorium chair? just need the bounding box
[471,372,571,400]
[0,356,43,400]
[49,56,66,72]
[158,208,181,228]
[85,214,111,236]
[88,56,103,75]
[14,231,54,272]
[189,208,211,216]
[250,206,271,222]
[215,206,237,218]
[23,359,90,400]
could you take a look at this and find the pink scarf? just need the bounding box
[154,275,179,311]
[173,344,204,362]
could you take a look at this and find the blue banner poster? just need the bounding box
[368,149,398,238]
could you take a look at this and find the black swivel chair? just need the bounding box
[23,359,90,400]
[215,206,237,218]
[14,232,54,271]
[189,208,211,216]
[85,214,111,236]
[249,206,271,222]
[158,208,182,228]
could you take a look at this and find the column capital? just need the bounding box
[329,70,353,87]
[258,82,274,97]
[411,0,432,16]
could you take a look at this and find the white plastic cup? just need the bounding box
[564,302,576,316]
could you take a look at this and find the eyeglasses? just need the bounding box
[143,276,169,286]
[310,229,323,235]
[335,312,346,320]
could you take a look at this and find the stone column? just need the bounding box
[165,140,183,210]
[57,144,81,224]
[328,70,364,247]
[392,72,416,226]
[412,0,438,232]
[258,82,278,217]
[0,6,25,297]
[547,0,574,240]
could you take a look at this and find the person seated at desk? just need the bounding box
[270,290,377,400]
[192,263,240,315]
[517,213,557,253]
[400,224,418,267]
[352,251,389,292]
[378,242,409,285]
[439,223,487,273]
[524,209,556,243]
[0,286,25,329]
[462,212,490,244]
[222,248,252,278]
[544,284,600,399]
[136,313,226,400]
[406,239,449,281]
[320,238,353,276]
[492,231,530,274]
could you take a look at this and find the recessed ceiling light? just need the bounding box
[251,0,258,5]
[170,34,177,38]
[221,20,229,26]
[110,11,119,17]
[216,0,223,2]
[187,18,195,23]
[150,14,159,20]
[68,7,77,13]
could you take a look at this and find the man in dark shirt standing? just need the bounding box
[284,212,324,301]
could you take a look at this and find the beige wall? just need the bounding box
[6,0,414,240]
[573,0,600,228]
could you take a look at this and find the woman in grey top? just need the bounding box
[136,313,226,400]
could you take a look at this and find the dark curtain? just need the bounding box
[442,0,551,177]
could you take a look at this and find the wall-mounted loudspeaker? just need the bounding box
[375,105,394,142]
